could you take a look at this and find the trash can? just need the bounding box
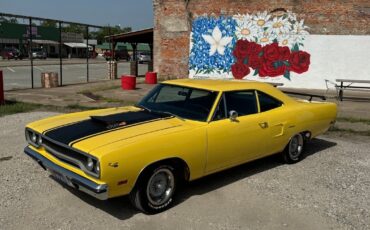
[145,72,157,84]
[121,75,136,90]
[41,72,59,88]
[0,70,4,105]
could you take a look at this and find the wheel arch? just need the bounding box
[130,157,190,192]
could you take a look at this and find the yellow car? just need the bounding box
[24,79,337,213]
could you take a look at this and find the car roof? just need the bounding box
[163,78,276,92]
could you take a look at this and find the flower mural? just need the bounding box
[189,11,310,80]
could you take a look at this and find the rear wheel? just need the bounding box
[129,165,177,214]
[282,133,304,164]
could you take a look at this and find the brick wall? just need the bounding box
[153,0,370,79]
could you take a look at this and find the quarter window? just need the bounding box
[258,91,282,112]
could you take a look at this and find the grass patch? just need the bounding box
[329,126,370,136]
[0,101,40,117]
[337,117,370,125]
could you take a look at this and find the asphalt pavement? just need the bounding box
[0,112,369,230]
[1,61,148,90]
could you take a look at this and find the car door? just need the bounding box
[256,90,288,155]
[206,90,270,173]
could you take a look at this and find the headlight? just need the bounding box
[95,163,100,174]
[26,129,42,148]
[87,158,94,171]
[31,132,37,143]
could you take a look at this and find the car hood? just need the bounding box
[28,106,197,155]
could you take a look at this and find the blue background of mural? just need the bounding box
[189,16,237,74]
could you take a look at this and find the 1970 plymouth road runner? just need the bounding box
[24,79,337,213]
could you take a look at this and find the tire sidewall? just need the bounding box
[137,165,177,214]
[283,133,304,164]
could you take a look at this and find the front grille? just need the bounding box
[42,136,88,170]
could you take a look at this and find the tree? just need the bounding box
[62,24,85,34]
[0,17,18,23]
[91,26,132,43]
[41,20,57,28]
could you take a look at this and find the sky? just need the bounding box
[0,0,154,30]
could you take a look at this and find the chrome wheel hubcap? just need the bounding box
[289,134,303,160]
[146,168,175,206]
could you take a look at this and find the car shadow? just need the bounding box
[51,137,336,220]
[174,137,337,207]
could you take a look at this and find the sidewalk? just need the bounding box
[5,78,155,108]
[4,80,370,119]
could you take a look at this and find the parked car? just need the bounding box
[1,47,24,60]
[137,52,151,63]
[24,79,337,214]
[31,48,47,59]
[103,49,130,61]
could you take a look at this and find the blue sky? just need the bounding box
[0,0,153,30]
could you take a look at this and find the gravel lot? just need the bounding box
[0,112,369,230]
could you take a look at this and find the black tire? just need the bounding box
[129,165,177,214]
[282,133,304,164]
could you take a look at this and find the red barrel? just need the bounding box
[121,75,136,90]
[0,70,4,105]
[145,72,157,84]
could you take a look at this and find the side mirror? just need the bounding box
[229,110,238,121]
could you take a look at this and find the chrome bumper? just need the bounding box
[24,146,108,200]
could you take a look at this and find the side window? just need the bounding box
[225,91,258,116]
[213,95,226,121]
[258,91,283,112]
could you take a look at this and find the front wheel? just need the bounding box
[129,165,177,214]
[282,133,304,164]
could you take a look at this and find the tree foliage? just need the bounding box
[90,26,132,43]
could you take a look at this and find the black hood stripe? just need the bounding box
[44,110,170,145]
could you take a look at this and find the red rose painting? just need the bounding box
[231,40,311,80]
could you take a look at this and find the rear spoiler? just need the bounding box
[282,91,326,102]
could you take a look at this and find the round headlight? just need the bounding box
[87,158,94,171]
[95,163,100,174]
[37,135,42,145]
[31,133,37,143]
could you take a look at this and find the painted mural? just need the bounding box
[189,11,311,80]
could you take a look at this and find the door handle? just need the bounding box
[259,122,268,129]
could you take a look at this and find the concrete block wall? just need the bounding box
[153,0,370,80]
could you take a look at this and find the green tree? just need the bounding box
[41,20,57,28]
[91,26,132,43]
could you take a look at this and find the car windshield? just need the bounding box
[138,84,218,121]
[32,48,43,52]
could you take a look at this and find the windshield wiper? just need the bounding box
[135,104,152,112]
[154,110,185,121]
[135,104,184,121]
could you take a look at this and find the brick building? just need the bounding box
[153,0,370,89]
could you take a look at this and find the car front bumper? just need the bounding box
[24,146,108,200]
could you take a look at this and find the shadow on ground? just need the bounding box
[54,137,336,220]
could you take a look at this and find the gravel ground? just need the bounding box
[0,112,369,230]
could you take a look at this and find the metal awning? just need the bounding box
[64,43,91,48]
[32,39,59,45]
[104,28,153,44]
